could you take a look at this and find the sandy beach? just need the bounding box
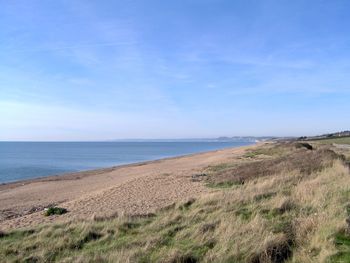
[0,144,257,230]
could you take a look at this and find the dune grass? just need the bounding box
[1,143,350,262]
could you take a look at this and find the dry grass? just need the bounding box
[1,143,350,262]
[207,145,342,186]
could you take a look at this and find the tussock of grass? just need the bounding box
[254,192,277,202]
[1,143,350,262]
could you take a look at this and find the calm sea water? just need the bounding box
[0,141,253,184]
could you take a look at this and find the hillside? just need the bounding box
[299,131,350,141]
[1,141,350,262]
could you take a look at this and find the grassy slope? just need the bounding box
[310,136,350,145]
[1,143,350,263]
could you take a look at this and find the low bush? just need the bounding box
[295,142,313,150]
[44,207,68,216]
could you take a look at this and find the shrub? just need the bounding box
[295,142,313,150]
[44,207,67,216]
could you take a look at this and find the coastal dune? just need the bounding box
[0,144,256,230]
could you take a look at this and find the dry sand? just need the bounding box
[0,144,257,230]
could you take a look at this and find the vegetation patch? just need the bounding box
[179,198,196,210]
[260,208,288,221]
[311,136,350,145]
[275,199,296,214]
[244,151,263,158]
[328,231,350,262]
[334,231,350,247]
[168,253,198,263]
[0,231,7,238]
[295,142,313,150]
[329,251,350,263]
[44,207,67,216]
[206,181,242,189]
[207,146,343,186]
[299,205,317,216]
[206,163,236,173]
[191,173,207,182]
[244,144,290,158]
[71,231,103,249]
[235,205,253,221]
[272,219,293,235]
[326,202,350,262]
[250,236,293,263]
[200,222,217,233]
[254,192,277,202]
[118,221,141,234]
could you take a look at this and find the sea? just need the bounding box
[0,140,254,184]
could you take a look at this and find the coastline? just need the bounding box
[0,142,255,189]
[0,143,259,230]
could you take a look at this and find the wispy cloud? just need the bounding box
[1,0,350,139]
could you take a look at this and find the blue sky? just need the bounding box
[1,0,350,140]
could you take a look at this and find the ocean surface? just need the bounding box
[0,141,254,184]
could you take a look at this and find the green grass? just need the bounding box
[328,232,350,263]
[311,137,350,145]
[234,205,253,221]
[243,145,289,158]
[328,251,350,263]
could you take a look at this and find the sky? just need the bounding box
[1,0,350,141]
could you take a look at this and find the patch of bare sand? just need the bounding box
[0,144,259,230]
